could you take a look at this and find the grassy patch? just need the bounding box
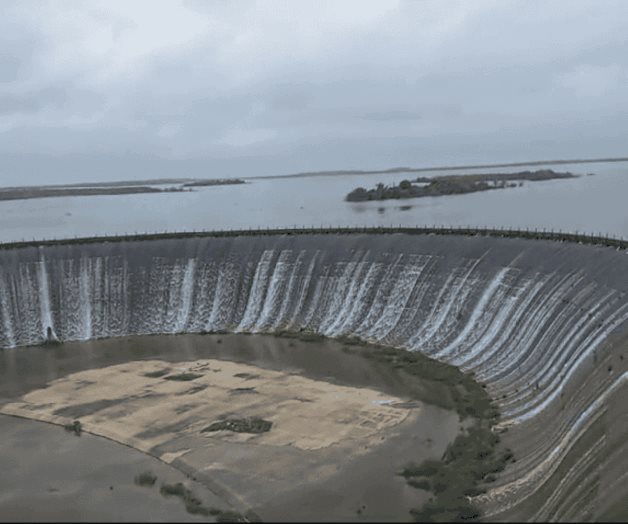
[163,372,203,381]
[63,420,82,436]
[401,460,441,478]
[159,482,245,521]
[399,411,512,521]
[134,471,157,487]
[160,482,187,497]
[334,337,509,522]
[202,417,272,434]
[408,478,431,491]
[401,424,516,516]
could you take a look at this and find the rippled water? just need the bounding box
[1,162,627,242]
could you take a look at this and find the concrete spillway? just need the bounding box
[1,232,627,521]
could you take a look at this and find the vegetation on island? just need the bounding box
[0,177,245,202]
[0,185,187,202]
[345,169,578,202]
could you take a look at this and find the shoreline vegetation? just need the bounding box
[133,471,247,522]
[2,155,625,201]
[275,330,508,522]
[0,178,246,202]
[345,169,579,202]
[0,185,187,202]
[40,330,510,522]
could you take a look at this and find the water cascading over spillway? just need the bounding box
[1,232,627,521]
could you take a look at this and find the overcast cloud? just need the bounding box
[1,0,627,185]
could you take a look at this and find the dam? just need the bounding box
[1,230,627,521]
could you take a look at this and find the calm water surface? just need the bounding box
[0,334,447,402]
[0,415,227,523]
[1,162,627,242]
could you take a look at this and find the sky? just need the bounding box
[1,0,627,186]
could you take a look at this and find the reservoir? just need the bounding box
[1,163,627,244]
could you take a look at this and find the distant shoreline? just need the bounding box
[0,186,188,202]
[249,156,628,180]
[345,169,577,202]
[1,156,626,195]
[0,178,246,202]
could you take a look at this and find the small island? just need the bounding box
[345,169,579,202]
[0,185,187,202]
[0,178,246,202]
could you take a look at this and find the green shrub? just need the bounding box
[408,478,431,491]
[202,417,272,434]
[401,460,440,478]
[134,471,157,487]
[160,482,187,497]
[63,420,82,436]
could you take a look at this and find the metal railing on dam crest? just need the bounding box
[1,224,627,250]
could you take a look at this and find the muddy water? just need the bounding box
[2,333,452,401]
[0,415,228,523]
[0,334,462,522]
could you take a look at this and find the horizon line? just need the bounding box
[2,155,628,190]
[248,156,628,180]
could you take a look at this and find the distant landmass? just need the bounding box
[182,179,246,188]
[0,185,187,202]
[345,170,579,202]
[1,155,626,202]
[253,156,628,180]
[0,178,246,202]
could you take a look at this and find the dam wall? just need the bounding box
[1,232,627,521]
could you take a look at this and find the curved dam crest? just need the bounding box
[1,232,628,521]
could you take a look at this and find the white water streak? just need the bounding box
[36,256,53,338]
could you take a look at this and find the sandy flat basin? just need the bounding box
[1,356,441,518]
[0,335,462,521]
[2,358,413,453]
